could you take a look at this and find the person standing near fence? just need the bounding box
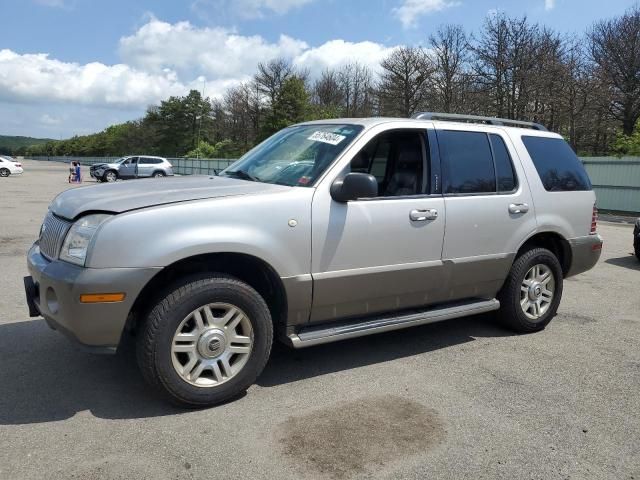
[74,162,81,183]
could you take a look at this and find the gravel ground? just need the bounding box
[0,160,638,480]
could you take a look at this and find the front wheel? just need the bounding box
[137,274,273,407]
[0,168,9,177]
[497,248,563,333]
[103,170,117,182]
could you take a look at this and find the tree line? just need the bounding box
[24,7,640,159]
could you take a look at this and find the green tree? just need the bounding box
[612,121,640,156]
[260,76,311,139]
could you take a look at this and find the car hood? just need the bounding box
[50,175,291,219]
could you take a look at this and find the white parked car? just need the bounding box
[0,156,23,177]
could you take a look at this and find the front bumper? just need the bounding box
[25,243,160,353]
[566,234,603,277]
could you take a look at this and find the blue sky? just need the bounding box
[0,0,636,138]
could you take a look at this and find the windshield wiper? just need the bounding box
[223,170,260,182]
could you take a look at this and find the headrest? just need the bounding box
[396,145,421,166]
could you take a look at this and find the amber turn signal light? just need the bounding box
[79,293,126,303]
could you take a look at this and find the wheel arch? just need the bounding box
[126,252,288,336]
[103,169,118,180]
[515,230,572,277]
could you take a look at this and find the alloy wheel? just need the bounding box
[171,303,254,387]
[520,264,555,320]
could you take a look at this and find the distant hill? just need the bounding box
[0,135,55,154]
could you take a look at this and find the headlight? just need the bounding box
[59,214,111,266]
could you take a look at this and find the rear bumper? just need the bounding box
[25,243,160,353]
[566,234,603,277]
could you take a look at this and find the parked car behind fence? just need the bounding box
[89,155,174,182]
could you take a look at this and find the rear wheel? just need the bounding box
[0,168,9,177]
[152,171,166,178]
[137,274,273,407]
[498,248,563,333]
[103,170,117,182]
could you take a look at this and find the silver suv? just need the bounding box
[24,113,603,407]
[89,155,173,182]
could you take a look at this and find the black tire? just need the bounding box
[137,274,273,407]
[103,170,117,182]
[497,247,563,333]
[0,168,10,177]
[152,171,166,178]
[634,219,640,262]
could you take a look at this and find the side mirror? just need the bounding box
[330,173,378,203]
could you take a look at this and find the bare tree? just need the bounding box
[470,13,511,117]
[255,58,295,106]
[428,24,469,113]
[312,69,344,114]
[590,6,640,135]
[337,62,375,117]
[378,47,433,117]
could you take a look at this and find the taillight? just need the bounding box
[590,204,598,234]
[15,163,22,167]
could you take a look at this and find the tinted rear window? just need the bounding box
[140,157,162,164]
[522,136,591,191]
[489,134,517,192]
[440,130,496,194]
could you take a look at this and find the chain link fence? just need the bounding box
[28,156,237,176]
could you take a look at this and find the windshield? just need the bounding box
[220,124,363,187]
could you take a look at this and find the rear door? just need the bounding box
[137,157,154,177]
[436,127,537,301]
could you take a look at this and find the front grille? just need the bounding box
[39,212,71,260]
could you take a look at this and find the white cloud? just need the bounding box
[393,0,461,29]
[118,18,395,83]
[294,40,397,75]
[0,49,186,107]
[0,18,399,136]
[119,18,308,81]
[544,0,556,11]
[191,0,314,20]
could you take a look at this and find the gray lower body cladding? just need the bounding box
[26,244,160,352]
[566,235,603,277]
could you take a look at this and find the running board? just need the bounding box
[287,299,500,348]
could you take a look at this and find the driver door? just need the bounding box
[310,128,446,323]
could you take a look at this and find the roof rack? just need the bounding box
[411,112,548,131]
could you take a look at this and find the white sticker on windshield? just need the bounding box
[307,131,347,145]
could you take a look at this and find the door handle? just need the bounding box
[410,209,438,221]
[509,203,529,214]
